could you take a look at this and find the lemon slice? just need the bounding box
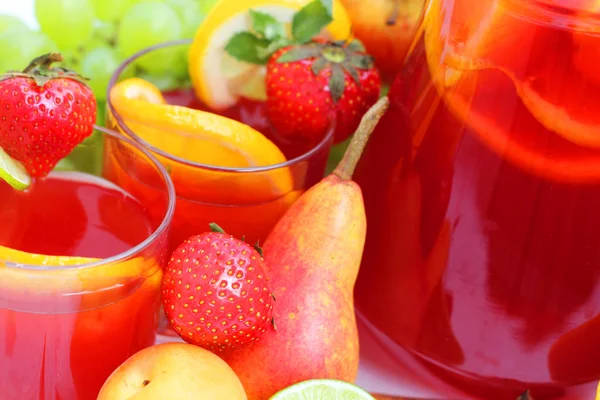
[0,147,31,190]
[270,379,376,400]
[189,0,352,110]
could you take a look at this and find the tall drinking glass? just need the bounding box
[106,40,334,262]
[0,126,175,400]
[354,0,600,399]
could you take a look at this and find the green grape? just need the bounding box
[60,48,83,72]
[0,30,57,73]
[35,0,95,50]
[80,47,121,101]
[166,0,206,38]
[92,21,117,44]
[0,15,29,35]
[117,2,183,74]
[138,72,180,92]
[91,0,136,22]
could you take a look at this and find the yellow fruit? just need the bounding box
[97,343,247,400]
[188,0,353,109]
[0,245,152,299]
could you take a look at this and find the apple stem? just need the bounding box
[333,96,390,181]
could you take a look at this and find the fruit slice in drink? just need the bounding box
[424,0,600,181]
[110,78,294,204]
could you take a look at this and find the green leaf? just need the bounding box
[349,54,375,70]
[292,0,333,44]
[225,31,271,64]
[320,0,333,16]
[263,37,292,58]
[342,64,360,85]
[311,57,328,75]
[329,63,346,102]
[347,39,366,53]
[277,45,322,63]
[249,9,285,40]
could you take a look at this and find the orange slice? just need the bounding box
[109,78,294,204]
[188,0,352,109]
[0,245,156,311]
[424,0,600,182]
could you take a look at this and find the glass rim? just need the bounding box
[107,39,336,174]
[1,125,176,271]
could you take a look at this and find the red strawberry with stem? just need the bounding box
[0,52,96,187]
[223,0,382,145]
[266,39,381,144]
[161,223,275,354]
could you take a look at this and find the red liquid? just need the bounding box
[113,89,332,251]
[354,0,600,398]
[0,172,162,400]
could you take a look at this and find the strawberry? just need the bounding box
[0,52,96,178]
[223,0,381,145]
[161,223,274,353]
[265,40,381,144]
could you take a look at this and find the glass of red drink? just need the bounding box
[0,126,175,400]
[105,39,334,254]
[353,0,600,399]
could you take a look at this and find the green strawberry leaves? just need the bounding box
[276,46,322,63]
[275,40,374,103]
[225,0,333,65]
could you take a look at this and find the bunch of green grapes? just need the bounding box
[0,0,219,102]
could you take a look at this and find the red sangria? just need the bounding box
[354,0,600,398]
[0,127,175,400]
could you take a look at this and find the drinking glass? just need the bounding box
[353,0,600,399]
[106,40,334,263]
[0,126,175,400]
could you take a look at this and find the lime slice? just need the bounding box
[269,379,376,400]
[0,147,31,190]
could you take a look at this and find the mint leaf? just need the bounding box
[225,32,271,64]
[292,0,333,44]
[320,0,333,16]
[249,9,285,40]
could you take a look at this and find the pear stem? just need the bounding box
[333,96,390,181]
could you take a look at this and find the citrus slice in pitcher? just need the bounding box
[109,78,294,204]
[424,0,600,182]
[188,0,352,109]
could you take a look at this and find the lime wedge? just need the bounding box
[0,147,31,190]
[269,379,376,400]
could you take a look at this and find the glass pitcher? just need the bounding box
[354,0,600,398]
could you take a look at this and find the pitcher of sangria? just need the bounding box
[354,0,600,399]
